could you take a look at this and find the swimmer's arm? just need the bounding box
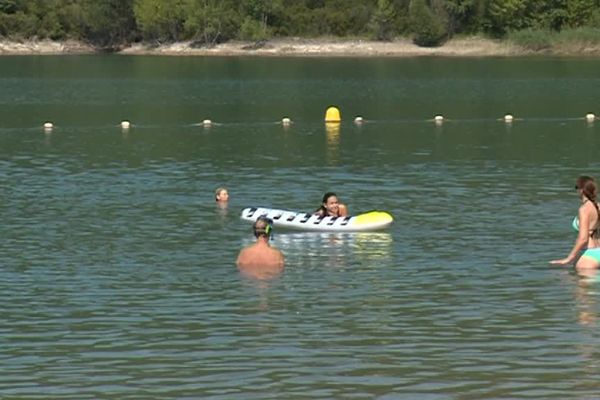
[550,207,590,265]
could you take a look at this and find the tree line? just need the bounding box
[1,0,599,49]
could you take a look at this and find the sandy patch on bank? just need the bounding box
[5,37,598,57]
[0,39,94,55]
[119,37,518,57]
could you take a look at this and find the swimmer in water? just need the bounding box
[215,187,229,203]
[236,216,285,279]
[315,192,348,217]
[551,176,600,272]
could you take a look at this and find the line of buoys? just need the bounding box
[38,111,599,134]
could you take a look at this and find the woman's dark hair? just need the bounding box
[576,176,600,236]
[322,192,337,204]
[576,176,598,204]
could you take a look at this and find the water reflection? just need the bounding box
[276,231,393,263]
[215,201,228,214]
[575,269,599,327]
[325,122,340,165]
[43,129,53,147]
[572,271,600,384]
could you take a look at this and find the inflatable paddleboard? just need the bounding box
[240,207,393,232]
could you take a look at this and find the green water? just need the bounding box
[1,55,600,399]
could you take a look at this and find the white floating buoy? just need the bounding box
[120,120,131,130]
[354,116,364,125]
[585,113,596,123]
[43,122,53,130]
[504,114,514,123]
[202,119,212,127]
[282,117,292,126]
[434,115,444,125]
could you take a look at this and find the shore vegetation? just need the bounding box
[1,0,600,55]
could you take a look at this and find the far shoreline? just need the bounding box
[1,37,600,57]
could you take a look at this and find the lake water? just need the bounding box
[1,55,600,399]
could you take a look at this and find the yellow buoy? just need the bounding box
[325,106,341,122]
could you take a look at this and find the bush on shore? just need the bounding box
[508,27,600,52]
[409,0,447,47]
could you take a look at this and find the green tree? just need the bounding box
[183,0,240,45]
[276,2,318,36]
[369,0,397,40]
[566,0,598,27]
[134,0,186,41]
[80,0,136,48]
[530,0,568,30]
[442,0,485,34]
[485,0,571,35]
[0,0,80,40]
[52,0,87,40]
[409,0,447,46]
[485,0,529,35]
[0,0,20,14]
[238,0,283,40]
[0,0,34,38]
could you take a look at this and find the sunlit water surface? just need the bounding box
[1,55,600,399]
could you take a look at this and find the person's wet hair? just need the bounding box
[576,176,598,204]
[253,217,273,239]
[576,176,600,237]
[215,187,227,201]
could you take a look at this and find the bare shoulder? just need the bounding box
[582,201,598,214]
[339,203,349,216]
[236,246,252,266]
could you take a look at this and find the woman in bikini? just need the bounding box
[551,176,600,271]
